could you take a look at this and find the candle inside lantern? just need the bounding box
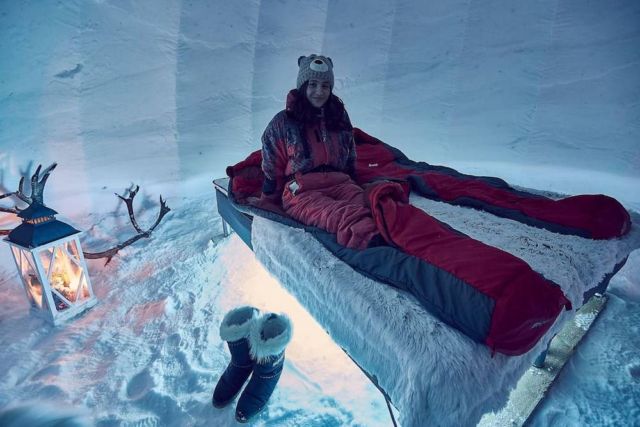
[48,245,90,310]
[52,270,73,300]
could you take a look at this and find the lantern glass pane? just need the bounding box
[66,240,81,263]
[49,246,84,308]
[10,246,21,270]
[38,247,54,275]
[78,273,90,302]
[17,248,44,309]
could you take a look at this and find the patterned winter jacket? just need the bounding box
[261,90,356,197]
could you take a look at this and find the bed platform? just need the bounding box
[213,177,639,427]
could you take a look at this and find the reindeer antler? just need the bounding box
[83,187,171,265]
[1,162,58,210]
[1,171,21,232]
[0,191,18,214]
[1,163,58,233]
[117,185,144,233]
[28,163,57,205]
[2,164,171,256]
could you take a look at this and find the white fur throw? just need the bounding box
[251,198,640,427]
[219,306,259,342]
[248,313,293,364]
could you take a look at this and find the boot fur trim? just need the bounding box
[248,313,293,363]
[220,306,260,342]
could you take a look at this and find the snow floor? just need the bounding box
[0,188,638,426]
[0,190,397,426]
[1,0,638,424]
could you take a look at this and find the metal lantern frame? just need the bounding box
[5,231,97,325]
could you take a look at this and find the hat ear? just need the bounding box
[298,55,306,66]
[325,57,333,67]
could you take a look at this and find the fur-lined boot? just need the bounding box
[212,306,260,408]
[235,313,293,423]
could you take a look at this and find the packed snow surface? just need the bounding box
[1,0,639,425]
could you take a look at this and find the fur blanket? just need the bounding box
[251,199,640,427]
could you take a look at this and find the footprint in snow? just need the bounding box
[127,369,155,400]
[628,363,640,381]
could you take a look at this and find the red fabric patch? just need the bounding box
[367,183,571,355]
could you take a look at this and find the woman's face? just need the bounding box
[306,78,331,108]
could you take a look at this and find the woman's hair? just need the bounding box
[287,82,352,131]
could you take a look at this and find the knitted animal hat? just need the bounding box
[296,54,334,90]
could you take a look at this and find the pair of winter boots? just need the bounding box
[212,306,293,423]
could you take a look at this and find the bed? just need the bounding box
[212,173,638,426]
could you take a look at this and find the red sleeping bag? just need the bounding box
[225,129,630,355]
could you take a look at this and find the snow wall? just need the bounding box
[1,0,639,216]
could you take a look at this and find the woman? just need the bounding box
[260,54,380,250]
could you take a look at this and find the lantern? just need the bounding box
[5,202,96,324]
